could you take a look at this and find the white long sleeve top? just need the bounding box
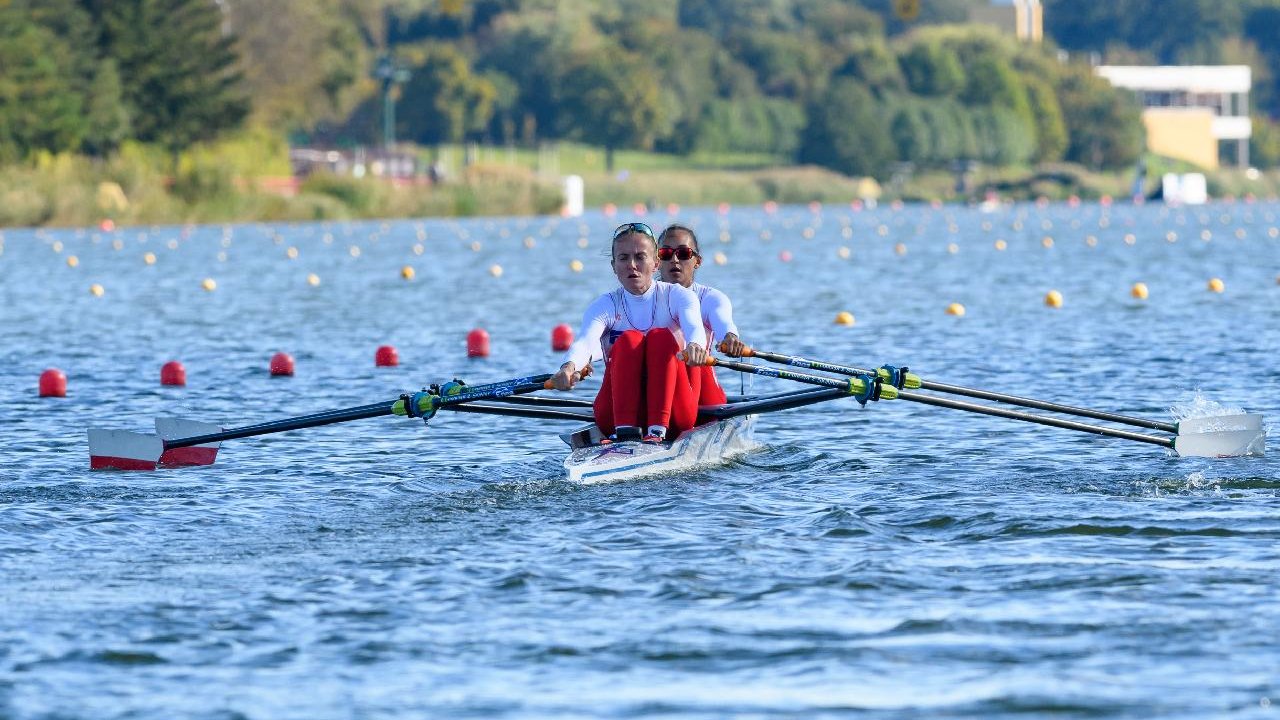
[562,281,706,370]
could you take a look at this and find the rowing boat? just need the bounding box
[561,415,756,484]
[86,352,1264,476]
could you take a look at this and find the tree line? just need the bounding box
[5,0,1243,179]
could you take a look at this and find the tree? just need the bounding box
[1055,63,1144,170]
[397,44,497,145]
[97,0,249,158]
[798,78,893,178]
[0,9,87,161]
[899,41,965,97]
[558,47,667,171]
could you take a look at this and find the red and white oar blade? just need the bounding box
[88,429,164,471]
[155,417,222,467]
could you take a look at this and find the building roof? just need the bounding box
[1096,66,1251,94]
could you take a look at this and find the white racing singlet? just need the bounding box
[563,281,706,370]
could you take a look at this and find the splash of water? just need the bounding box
[1169,391,1245,423]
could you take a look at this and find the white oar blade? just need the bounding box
[88,429,164,471]
[1173,413,1266,458]
[155,417,222,467]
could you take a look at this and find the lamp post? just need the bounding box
[373,54,411,149]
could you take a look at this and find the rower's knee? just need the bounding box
[613,329,645,353]
[645,327,678,355]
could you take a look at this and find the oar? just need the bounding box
[726,343,1178,432]
[702,356,1263,457]
[88,372,578,471]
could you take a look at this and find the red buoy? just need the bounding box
[160,360,186,386]
[270,352,295,376]
[551,323,574,352]
[466,328,490,358]
[39,368,66,397]
[375,345,399,367]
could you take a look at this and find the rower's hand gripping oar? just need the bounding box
[88,370,587,471]
[716,342,1264,458]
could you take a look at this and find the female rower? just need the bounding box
[657,223,743,406]
[551,222,709,444]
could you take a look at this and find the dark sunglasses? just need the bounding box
[612,222,655,240]
[657,246,699,262]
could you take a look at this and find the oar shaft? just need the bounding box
[713,355,1175,449]
[742,347,1178,434]
[917,380,1177,433]
[163,374,556,450]
[166,402,397,449]
[898,390,1175,448]
[710,357,860,392]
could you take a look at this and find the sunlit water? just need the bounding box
[1,201,1278,719]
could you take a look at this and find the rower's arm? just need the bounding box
[701,287,739,345]
[556,295,610,389]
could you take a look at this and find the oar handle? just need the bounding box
[543,364,591,389]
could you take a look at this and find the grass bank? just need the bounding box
[4,134,1278,229]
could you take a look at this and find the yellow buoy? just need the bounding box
[201,278,217,292]
[1041,236,1054,248]
[834,311,855,326]
[1207,277,1225,293]
[1131,282,1149,300]
[1044,290,1063,308]
[143,252,157,265]
[713,251,728,266]
[894,242,907,256]
[413,243,424,255]
[286,246,299,259]
[1123,234,1136,246]
[837,246,851,259]
[66,255,79,268]
[400,265,415,280]
[1085,235,1098,247]
[307,273,321,287]
[946,302,965,317]
[569,259,584,273]
[489,264,503,278]
[89,283,105,297]
[349,245,361,258]
[994,239,1007,251]
[947,242,960,254]
[52,241,63,253]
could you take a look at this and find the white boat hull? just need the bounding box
[563,415,756,484]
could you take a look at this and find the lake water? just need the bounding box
[1,201,1278,718]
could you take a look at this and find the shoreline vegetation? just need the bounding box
[4,135,1279,229]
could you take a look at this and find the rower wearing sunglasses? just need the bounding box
[656,224,744,406]
[551,222,709,444]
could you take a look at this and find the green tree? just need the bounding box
[558,47,668,171]
[798,78,893,178]
[0,9,86,161]
[96,0,249,158]
[398,44,497,145]
[899,41,965,97]
[836,37,905,95]
[1024,77,1067,163]
[1055,63,1144,170]
[82,59,132,157]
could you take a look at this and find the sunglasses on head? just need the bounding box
[612,222,655,240]
[657,246,699,262]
